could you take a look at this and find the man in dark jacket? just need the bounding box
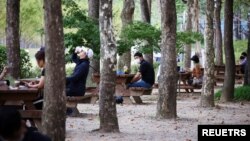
[66,46,93,96]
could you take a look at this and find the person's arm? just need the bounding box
[66,63,88,83]
[27,76,44,89]
[131,72,141,83]
[71,53,79,64]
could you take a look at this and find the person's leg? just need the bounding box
[128,80,152,88]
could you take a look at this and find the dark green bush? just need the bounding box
[0,45,33,78]
[215,86,250,101]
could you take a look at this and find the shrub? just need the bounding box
[0,45,33,78]
[215,86,250,101]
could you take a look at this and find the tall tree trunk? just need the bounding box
[200,0,215,107]
[118,0,135,72]
[88,0,100,86]
[244,10,250,85]
[184,0,193,69]
[156,0,177,119]
[221,0,235,102]
[140,0,153,64]
[99,0,119,132]
[42,0,66,140]
[193,0,202,65]
[6,0,20,79]
[234,9,242,40]
[214,0,223,65]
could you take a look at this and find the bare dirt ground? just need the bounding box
[65,89,250,141]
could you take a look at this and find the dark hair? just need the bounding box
[134,52,143,57]
[0,108,22,139]
[35,50,45,61]
[190,55,199,63]
[241,52,247,57]
[240,55,245,60]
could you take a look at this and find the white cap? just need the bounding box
[75,46,94,59]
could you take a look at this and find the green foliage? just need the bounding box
[118,21,203,55]
[215,86,250,101]
[118,21,161,55]
[0,45,33,78]
[63,0,100,61]
[176,31,204,53]
[234,40,248,61]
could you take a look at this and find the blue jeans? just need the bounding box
[127,80,152,88]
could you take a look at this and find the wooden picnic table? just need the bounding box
[0,86,42,130]
[92,73,146,104]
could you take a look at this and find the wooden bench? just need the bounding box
[66,92,98,116]
[127,87,152,104]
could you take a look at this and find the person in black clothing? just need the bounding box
[0,108,51,141]
[66,46,93,96]
[127,52,155,88]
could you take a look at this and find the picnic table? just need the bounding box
[92,73,150,104]
[0,85,41,130]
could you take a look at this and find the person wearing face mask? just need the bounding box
[127,52,155,88]
[0,108,51,141]
[66,46,93,97]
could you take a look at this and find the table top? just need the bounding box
[0,86,39,101]
[92,73,135,78]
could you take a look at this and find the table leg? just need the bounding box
[132,96,143,104]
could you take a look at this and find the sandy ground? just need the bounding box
[65,90,250,141]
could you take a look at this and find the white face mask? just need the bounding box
[135,59,141,64]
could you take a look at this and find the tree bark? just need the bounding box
[221,0,235,102]
[156,0,177,119]
[214,0,223,66]
[118,0,135,72]
[234,9,242,40]
[42,0,66,140]
[200,0,215,107]
[184,0,193,69]
[6,0,20,79]
[140,0,153,65]
[244,10,250,85]
[99,0,119,132]
[88,0,100,84]
[193,0,202,65]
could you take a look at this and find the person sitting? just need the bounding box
[0,67,8,80]
[127,52,155,89]
[239,52,247,74]
[188,55,203,87]
[25,50,45,110]
[66,46,93,96]
[0,108,51,141]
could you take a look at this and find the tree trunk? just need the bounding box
[184,0,193,69]
[221,0,235,102]
[42,0,66,140]
[88,0,100,84]
[99,0,119,132]
[244,10,250,85]
[88,0,99,20]
[140,0,153,65]
[118,0,135,72]
[156,0,177,119]
[214,0,223,66]
[6,0,20,79]
[234,9,242,40]
[193,0,202,66]
[200,0,215,107]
